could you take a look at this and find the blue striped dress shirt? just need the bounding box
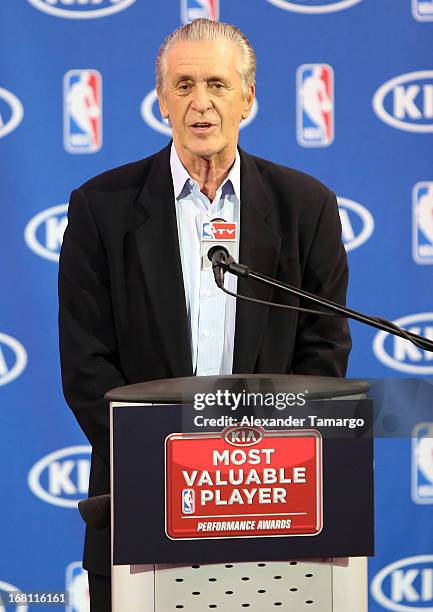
[170,143,240,376]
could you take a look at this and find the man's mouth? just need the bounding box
[190,122,215,131]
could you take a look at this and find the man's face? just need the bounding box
[158,39,255,163]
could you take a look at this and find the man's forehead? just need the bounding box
[166,39,241,74]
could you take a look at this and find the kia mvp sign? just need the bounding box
[165,425,322,540]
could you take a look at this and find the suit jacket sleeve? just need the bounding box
[58,188,126,465]
[292,190,351,376]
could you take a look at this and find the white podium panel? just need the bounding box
[112,558,367,612]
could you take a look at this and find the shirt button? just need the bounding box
[204,330,210,338]
[205,289,212,298]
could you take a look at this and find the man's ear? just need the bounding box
[241,84,255,120]
[157,86,169,119]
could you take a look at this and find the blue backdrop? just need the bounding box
[0,1,432,610]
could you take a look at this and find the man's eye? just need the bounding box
[210,82,224,89]
[178,83,191,91]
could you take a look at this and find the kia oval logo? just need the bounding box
[0,580,28,611]
[28,446,91,508]
[264,0,363,14]
[24,204,68,262]
[27,0,136,19]
[0,333,27,387]
[371,555,433,611]
[337,197,374,252]
[224,426,264,447]
[373,71,433,133]
[140,88,259,135]
[373,313,433,374]
[0,87,24,139]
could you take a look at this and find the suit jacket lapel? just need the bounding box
[233,149,282,373]
[132,145,193,378]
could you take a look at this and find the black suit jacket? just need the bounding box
[58,143,351,576]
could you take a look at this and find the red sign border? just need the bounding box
[164,428,323,541]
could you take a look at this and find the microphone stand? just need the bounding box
[213,254,433,353]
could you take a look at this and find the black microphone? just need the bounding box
[207,245,232,287]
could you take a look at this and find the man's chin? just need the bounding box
[185,143,222,161]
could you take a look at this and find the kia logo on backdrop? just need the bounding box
[371,555,433,610]
[0,580,28,611]
[413,182,433,265]
[28,446,91,508]
[337,197,374,252]
[140,88,259,135]
[0,333,27,387]
[373,71,433,133]
[373,313,433,374]
[24,204,68,262]
[413,0,433,21]
[265,0,363,14]
[181,0,219,24]
[0,87,24,139]
[27,0,136,19]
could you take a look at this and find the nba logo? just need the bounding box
[182,489,195,514]
[181,0,219,24]
[64,69,102,154]
[297,64,334,147]
[412,423,433,504]
[413,0,433,20]
[413,182,433,264]
[66,562,90,612]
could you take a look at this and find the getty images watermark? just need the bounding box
[193,390,307,411]
[191,390,367,432]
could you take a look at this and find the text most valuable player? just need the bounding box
[58,17,351,606]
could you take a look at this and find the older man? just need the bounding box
[59,18,350,610]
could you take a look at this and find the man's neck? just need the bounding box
[174,142,236,202]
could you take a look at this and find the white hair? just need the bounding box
[156,18,256,98]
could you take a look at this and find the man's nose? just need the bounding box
[191,85,213,113]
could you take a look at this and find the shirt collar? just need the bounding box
[170,143,241,201]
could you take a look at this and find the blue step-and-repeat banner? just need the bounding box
[0,0,432,609]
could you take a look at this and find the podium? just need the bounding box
[106,374,373,611]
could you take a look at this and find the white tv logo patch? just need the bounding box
[264,0,363,13]
[0,87,24,139]
[28,446,91,508]
[337,197,374,252]
[24,204,68,262]
[140,88,258,135]
[373,313,433,374]
[373,71,433,133]
[0,333,27,387]
[27,0,136,19]
[371,555,433,610]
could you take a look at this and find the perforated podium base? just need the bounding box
[112,558,367,611]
